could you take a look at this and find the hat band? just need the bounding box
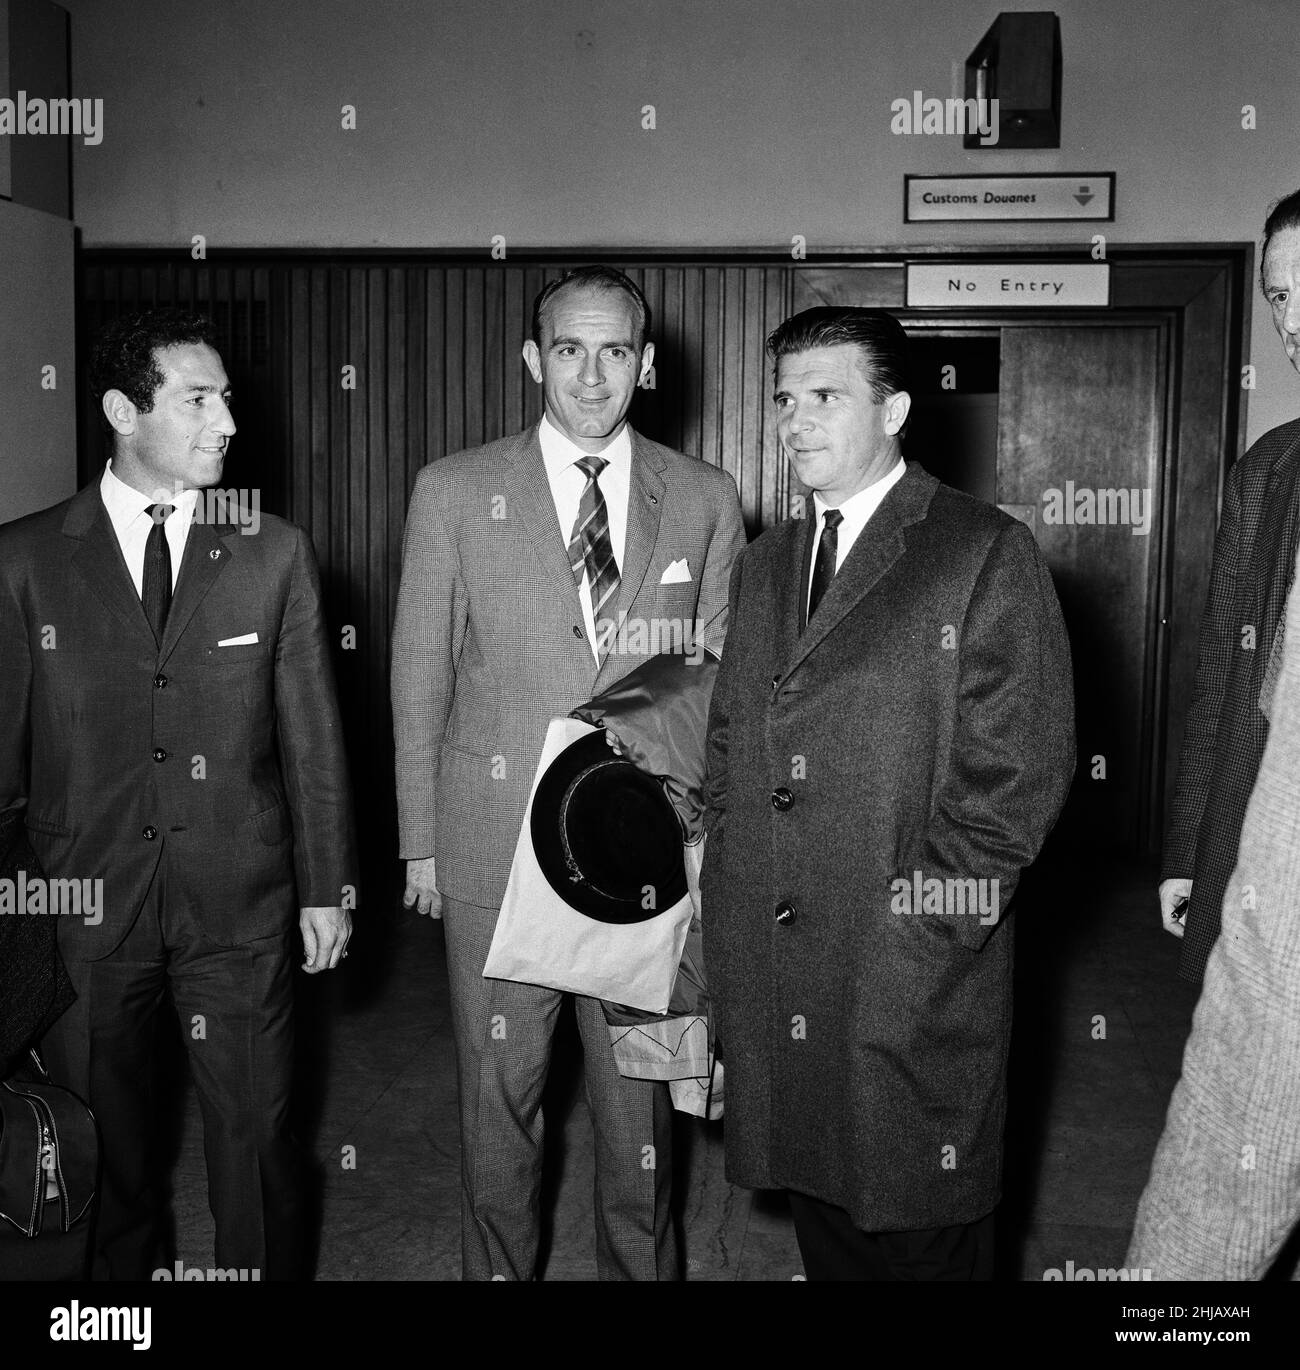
[558,756,632,901]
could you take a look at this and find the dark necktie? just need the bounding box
[142,503,175,645]
[807,507,844,626]
[568,455,620,652]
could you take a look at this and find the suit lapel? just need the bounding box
[777,464,936,682]
[158,513,238,665]
[615,429,666,618]
[62,483,156,647]
[507,426,588,622]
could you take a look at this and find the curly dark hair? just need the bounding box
[89,308,220,416]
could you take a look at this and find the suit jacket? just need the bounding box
[1128,536,1300,1279]
[699,463,1075,1232]
[1163,417,1300,982]
[391,422,746,910]
[0,481,356,960]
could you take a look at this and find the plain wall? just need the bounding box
[0,198,78,520]
[60,0,1300,443]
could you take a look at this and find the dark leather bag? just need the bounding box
[0,1048,97,1240]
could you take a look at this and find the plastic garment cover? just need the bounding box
[571,651,723,1116]
[571,648,720,844]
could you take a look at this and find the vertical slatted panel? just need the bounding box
[79,255,797,892]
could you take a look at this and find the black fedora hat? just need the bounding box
[530,729,686,925]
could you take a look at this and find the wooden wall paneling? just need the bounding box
[482,267,505,445]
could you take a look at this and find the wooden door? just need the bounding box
[997,324,1169,851]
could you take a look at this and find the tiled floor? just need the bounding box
[156,852,1208,1280]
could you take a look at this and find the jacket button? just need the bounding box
[771,787,794,811]
[152,748,167,762]
[775,901,796,925]
[142,826,158,840]
[154,674,168,689]
[771,674,780,691]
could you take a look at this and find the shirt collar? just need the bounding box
[813,458,906,527]
[101,460,202,534]
[538,412,632,482]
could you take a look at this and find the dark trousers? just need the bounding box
[788,1190,996,1281]
[41,869,301,1281]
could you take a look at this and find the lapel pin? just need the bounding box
[649,494,658,505]
[210,549,221,560]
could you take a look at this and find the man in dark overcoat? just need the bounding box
[1160,187,1300,982]
[700,306,1075,1280]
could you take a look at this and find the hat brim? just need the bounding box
[530,730,686,925]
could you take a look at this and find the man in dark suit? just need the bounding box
[0,309,356,1280]
[1161,187,1300,982]
[392,266,745,1279]
[700,306,1075,1280]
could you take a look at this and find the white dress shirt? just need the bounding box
[538,412,632,662]
[806,458,906,618]
[99,461,201,597]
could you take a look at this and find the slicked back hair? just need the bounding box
[531,266,651,352]
[1262,188,1300,293]
[89,308,220,418]
[767,306,911,403]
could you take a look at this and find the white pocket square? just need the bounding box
[660,559,692,585]
[217,633,258,647]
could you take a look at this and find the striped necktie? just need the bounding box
[568,454,620,653]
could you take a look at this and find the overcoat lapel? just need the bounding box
[776,464,935,684]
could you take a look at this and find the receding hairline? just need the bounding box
[535,279,647,348]
[1262,223,1300,283]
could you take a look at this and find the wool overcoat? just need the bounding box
[700,463,1075,1232]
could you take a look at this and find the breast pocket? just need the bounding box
[206,642,268,669]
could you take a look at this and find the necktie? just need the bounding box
[806,507,843,626]
[568,455,620,653]
[142,503,175,644]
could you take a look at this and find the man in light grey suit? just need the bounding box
[391,266,745,1280]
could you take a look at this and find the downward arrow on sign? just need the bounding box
[1075,185,1094,206]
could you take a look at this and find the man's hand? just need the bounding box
[301,906,351,972]
[404,856,442,919]
[1159,877,1192,939]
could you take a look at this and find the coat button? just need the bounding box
[775,901,796,925]
[152,748,167,762]
[153,673,168,689]
[771,787,794,811]
[142,826,158,840]
[573,625,584,639]
[771,674,780,691]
